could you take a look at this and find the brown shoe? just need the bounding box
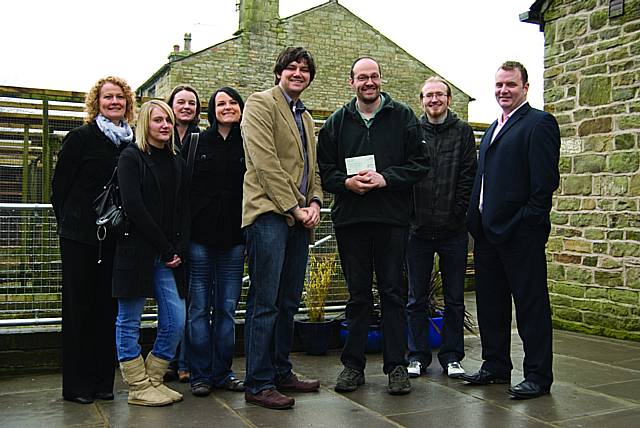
[276,374,320,392]
[178,370,190,383]
[245,388,295,409]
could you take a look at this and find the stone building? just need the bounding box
[522,0,640,340]
[137,0,472,119]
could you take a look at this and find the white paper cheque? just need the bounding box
[345,154,376,176]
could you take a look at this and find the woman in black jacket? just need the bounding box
[163,84,202,383]
[183,87,246,397]
[51,76,135,404]
[113,100,190,407]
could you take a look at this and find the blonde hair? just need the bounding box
[84,76,136,124]
[135,100,176,154]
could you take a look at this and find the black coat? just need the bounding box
[112,144,190,298]
[51,122,126,246]
[466,103,560,245]
[411,111,477,240]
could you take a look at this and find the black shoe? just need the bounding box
[460,369,510,385]
[191,382,211,397]
[64,396,94,404]
[387,365,412,395]
[335,367,365,392]
[507,380,550,399]
[94,392,114,400]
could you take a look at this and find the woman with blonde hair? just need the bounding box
[52,76,135,404]
[113,100,190,406]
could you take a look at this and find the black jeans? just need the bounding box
[406,232,468,369]
[335,223,408,374]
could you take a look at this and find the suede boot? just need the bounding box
[145,353,184,402]
[120,355,172,406]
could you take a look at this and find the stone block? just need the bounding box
[607,229,624,240]
[565,265,593,282]
[594,104,626,116]
[558,156,572,173]
[617,114,640,130]
[609,288,638,304]
[563,176,592,195]
[608,213,630,228]
[549,293,572,306]
[615,133,636,150]
[579,76,611,106]
[574,154,606,173]
[615,198,637,211]
[600,27,623,40]
[584,228,605,240]
[563,238,592,253]
[556,227,583,237]
[601,176,628,196]
[550,211,569,225]
[580,198,596,210]
[600,302,633,316]
[613,73,636,86]
[548,263,566,280]
[583,135,613,152]
[555,253,583,264]
[578,117,612,136]
[555,307,583,322]
[565,59,586,71]
[572,298,602,312]
[583,256,598,267]
[593,242,608,254]
[626,266,640,289]
[569,212,608,227]
[556,197,581,211]
[599,257,622,269]
[585,286,608,299]
[608,151,639,173]
[610,241,640,257]
[581,64,609,75]
[547,236,563,252]
[573,108,593,121]
[610,60,635,73]
[589,9,608,30]
[554,282,586,298]
[557,16,588,41]
[587,52,607,66]
[612,87,637,102]
[626,230,640,241]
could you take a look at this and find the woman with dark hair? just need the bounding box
[52,76,135,404]
[114,100,190,407]
[164,84,202,383]
[184,87,246,397]
[166,85,201,152]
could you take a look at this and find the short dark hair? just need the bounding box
[165,84,201,126]
[349,56,381,79]
[499,61,528,86]
[273,47,316,85]
[420,76,452,99]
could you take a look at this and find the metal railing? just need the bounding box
[0,204,344,327]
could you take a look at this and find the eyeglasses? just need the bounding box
[354,74,381,83]
[421,92,448,99]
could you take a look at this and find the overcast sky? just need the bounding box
[1,0,543,123]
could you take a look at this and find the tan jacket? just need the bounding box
[240,86,323,228]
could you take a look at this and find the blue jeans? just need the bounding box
[406,232,468,369]
[187,242,245,387]
[244,213,310,394]
[116,258,186,362]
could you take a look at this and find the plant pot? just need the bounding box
[339,321,382,353]
[295,318,335,356]
[428,316,444,349]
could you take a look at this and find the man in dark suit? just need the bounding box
[462,61,560,399]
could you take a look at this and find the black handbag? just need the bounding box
[93,166,127,250]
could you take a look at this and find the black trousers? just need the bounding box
[60,238,117,399]
[473,225,553,388]
[335,223,408,374]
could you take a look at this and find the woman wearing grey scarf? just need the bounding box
[51,76,135,404]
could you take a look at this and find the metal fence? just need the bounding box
[0,203,344,325]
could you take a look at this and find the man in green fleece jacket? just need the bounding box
[318,56,428,396]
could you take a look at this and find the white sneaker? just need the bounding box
[407,361,423,378]
[446,361,465,378]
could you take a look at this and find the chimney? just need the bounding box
[173,45,180,53]
[184,33,192,52]
[237,0,279,34]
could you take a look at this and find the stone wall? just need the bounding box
[139,1,470,120]
[542,0,640,340]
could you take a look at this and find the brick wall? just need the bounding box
[542,0,640,339]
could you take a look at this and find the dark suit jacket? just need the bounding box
[112,144,190,299]
[466,103,560,245]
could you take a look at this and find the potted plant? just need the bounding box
[296,253,337,355]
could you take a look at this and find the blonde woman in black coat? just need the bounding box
[113,100,190,406]
[51,76,135,404]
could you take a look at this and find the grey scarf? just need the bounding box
[96,113,133,146]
